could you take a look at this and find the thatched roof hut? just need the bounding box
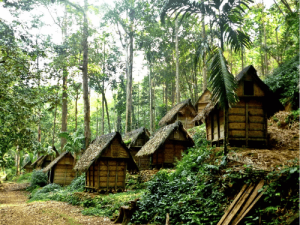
[22,160,33,173]
[31,154,53,170]
[123,127,150,170]
[123,127,150,149]
[136,121,194,168]
[195,89,211,112]
[42,152,76,185]
[158,99,197,130]
[74,132,138,192]
[193,65,283,147]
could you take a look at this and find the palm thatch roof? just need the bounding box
[158,99,196,127]
[42,152,71,173]
[31,155,46,167]
[22,159,32,169]
[136,121,194,157]
[123,127,150,148]
[74,132,138,173]
[193,65,283,123]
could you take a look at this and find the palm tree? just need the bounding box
[161,0,253,154]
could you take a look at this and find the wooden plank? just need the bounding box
[115,161,118,190]
[106,161,109,190]
[234,187,267,225]
[246,102,249,146]
[232,180,264,225]
[217,184,248,225]
[221,184,255,225]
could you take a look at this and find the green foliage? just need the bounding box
[16,172,32,183]
[30,170,48,187]
[285,109,300,124]
[264,55,299,109]
[123,139,132,145]
[66,174,85,192]
[82,190,144,218]
[58,129,85,154]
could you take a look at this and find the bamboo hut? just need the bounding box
[42,152,76,185]
[31,154,53,170]
[123,127,151,170]
[158,99,197,130]
[136,121,194,168]
[195,89,211,113]
[22,160,33,173]
[193,65,283,147]
[74,132,138,192]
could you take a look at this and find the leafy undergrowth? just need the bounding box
[131,141,299,225]
[81,189,144,218]
[28,174,145,219]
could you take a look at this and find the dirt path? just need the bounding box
[0,183,114,225]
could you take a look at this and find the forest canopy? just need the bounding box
[0,0,298,172]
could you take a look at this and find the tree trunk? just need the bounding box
[241,46,244,70]
[175,18,180,104]
[16,146,20,175]
[149,66,154,133]
[75,88,78,131]
[224,105,229,155]
[82,0,91,149]
[102,82,105,135]
[61,67,68,150]
[103,90,111,133]
[96,98,99,136]
[52,88,59,149]
[137,82,139,127]
[201,13,207,91]
[165,80,168,112]
[125,33,133,133]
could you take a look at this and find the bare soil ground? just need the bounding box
[0,183,114,225]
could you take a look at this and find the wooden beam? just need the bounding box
[221,184,255,225]
[234,187,267,225]
[231,180,265,225]
[217,184,248,225]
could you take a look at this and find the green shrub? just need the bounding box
[16,172,32,183]
[30,170,48,187]
[264,54,299,109]
[67,174,85,192]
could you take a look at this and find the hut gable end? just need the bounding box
[136,121,194,157]
[123,127,150,148]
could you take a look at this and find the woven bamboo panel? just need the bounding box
[229,123,246,130]
[229,115,245,122]
[249,108,263,115]
[230,130,246,137]
[249,116,264,123]
[249,130,264,137]
[254,82,264,96]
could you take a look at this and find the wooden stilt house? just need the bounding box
[136,121,194,168]
[31,154,53,170]
[158,99,197,130]
[193,65,283,147]
[42,152,76,185]
[74,132,138,192]
[123,127,151,170]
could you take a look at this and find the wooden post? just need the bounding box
[217,111,220,146]
[124,162,127,190]
[92,163,95,188]
[263,107,267,146]
[246,102,249,146]
[211,112,214,142]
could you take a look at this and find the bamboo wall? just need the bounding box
[206,74,267,146]
[197,91,211,112]
[151,130,191,167]
[86,160,126,191]
[85,139,130,191]
[52,153,75,185]
[23,165,33,173]
[129,133,150,170]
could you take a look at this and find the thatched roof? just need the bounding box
[136,121,194,157]
[31,155,46,167]
[193,65,283,122]
[22,159,32,169]
[158,99,196,127]
[123,127,150,148]
[42,152,71,173]
[74,132,138,173]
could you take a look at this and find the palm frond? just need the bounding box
[207,47,238,109]
[225,26,251,52]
